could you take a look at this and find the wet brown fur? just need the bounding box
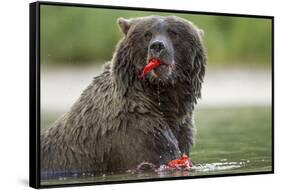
[41,15,206,175]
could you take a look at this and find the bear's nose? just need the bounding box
[150,41,165,54]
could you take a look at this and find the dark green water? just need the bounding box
[40,106,272,186]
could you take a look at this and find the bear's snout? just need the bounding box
[150,40,165,55]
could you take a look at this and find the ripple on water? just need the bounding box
[192,161,245,172]
[41,161,256,185]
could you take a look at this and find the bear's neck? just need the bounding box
[145,82,195,120]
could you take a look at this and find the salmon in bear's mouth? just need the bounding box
[139,58,174,80]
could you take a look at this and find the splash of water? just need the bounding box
[192,161,244,172]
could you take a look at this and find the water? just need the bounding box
[41,106,272,186]
[157,82,164,115]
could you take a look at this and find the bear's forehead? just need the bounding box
[150,18,168,31]
[137,17,173,31]
[145,16,169,24]
[138,16,187,29]
[131,16,198,37]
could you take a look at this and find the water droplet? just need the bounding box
[157,82,163,115]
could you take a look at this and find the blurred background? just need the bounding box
[40,5,272,112]
[41,6,272,66]
[40,5,272,182]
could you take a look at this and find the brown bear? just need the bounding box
[41,15,206,177]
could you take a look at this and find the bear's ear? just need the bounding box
[117,17,131,35]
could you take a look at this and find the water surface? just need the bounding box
[41,106,272,186]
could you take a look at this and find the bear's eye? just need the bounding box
[168,29,178,38]
[144,31,152,41]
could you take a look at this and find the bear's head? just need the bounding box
[113,15,206,99]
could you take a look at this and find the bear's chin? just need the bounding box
[143,63,175,84]
[144,70,174,85]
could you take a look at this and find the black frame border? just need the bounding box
[30,1,41,188]
[29,1,274,189]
